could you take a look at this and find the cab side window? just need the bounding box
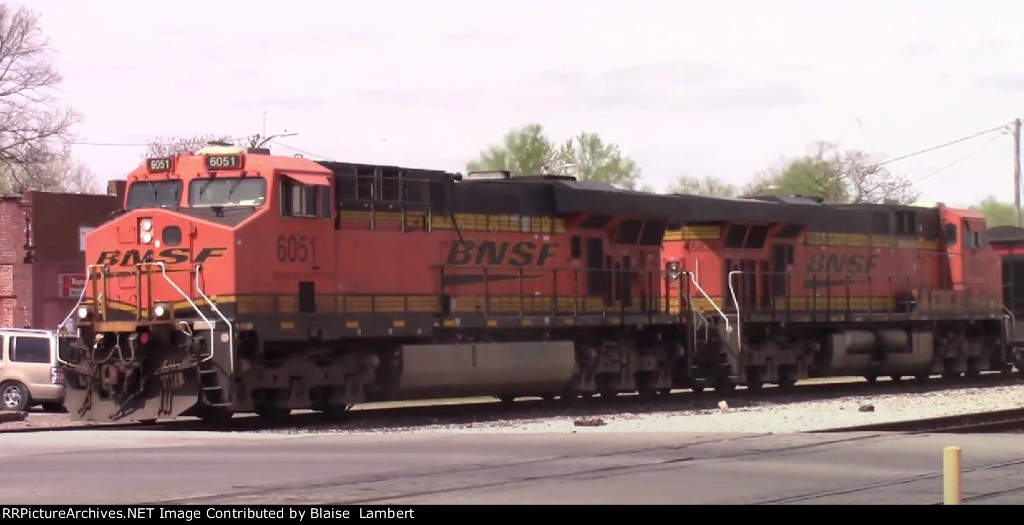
[280,178,331,219]
[11,337,50,364]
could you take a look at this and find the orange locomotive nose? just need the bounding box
[80,210,232,324]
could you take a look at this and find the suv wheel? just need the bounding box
[1,382,29,412]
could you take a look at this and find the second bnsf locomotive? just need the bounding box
[58,144,1014,423]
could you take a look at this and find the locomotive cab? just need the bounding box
[60,144,336,423]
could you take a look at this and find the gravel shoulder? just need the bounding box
[285,384,1024,436]
[4,378,1023,435]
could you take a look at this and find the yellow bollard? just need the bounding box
[943,446,962,505]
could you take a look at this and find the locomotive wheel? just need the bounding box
[863,375,877,383]
[497,395,516,403]
[890,375,902,382]
[197,407,234,425]
[745,368,765,392]
[691,385,705,393]
[714,380,736,394]
[255,405,291,419]
[599,389,619,398]
[637,386,659,399]
[322,404,352,418]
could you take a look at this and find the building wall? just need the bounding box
[0,196,31,328]
[0,188,122,329]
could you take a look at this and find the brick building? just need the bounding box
[0,181,124,329]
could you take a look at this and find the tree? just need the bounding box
[466,124,643,189]
[466,124,559,177]
[970,196,1020,227]
[0,141,99,194]
[665,174,738,197]
[143,134,237,159]
[743,141,920,204]
[555,132,642,190]
[0,4,80,190]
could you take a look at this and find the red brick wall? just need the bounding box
[0,191,120,329]
[0,196,29,327]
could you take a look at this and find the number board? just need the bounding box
[204,154,244,170]
[146,157,174,173]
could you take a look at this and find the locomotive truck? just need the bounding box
[56,144,1014,423]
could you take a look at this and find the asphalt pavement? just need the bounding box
[1,428,1021,505]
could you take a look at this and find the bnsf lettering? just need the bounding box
[805,253,879,274]
[446,240,556,267]
[94,247,227,267]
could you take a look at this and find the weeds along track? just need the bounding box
[2,373,1020,435]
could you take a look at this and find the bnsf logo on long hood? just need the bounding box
[94,247,228,267]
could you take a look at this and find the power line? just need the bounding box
[269,140,333,160]
[873,121,1013,168]
[58,136,253,147]
[912,132,1006,183]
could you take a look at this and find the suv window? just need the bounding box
[11,337,51,364]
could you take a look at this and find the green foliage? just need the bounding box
[969,196,1021,227]
[466,124,642,189]
[665,174,738,197]
[556,132,642,190]
[743,142,920,204]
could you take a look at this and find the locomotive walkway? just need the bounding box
[0,427,1021,504]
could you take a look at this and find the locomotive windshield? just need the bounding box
[189,177,267,207]
[125,180,184,210]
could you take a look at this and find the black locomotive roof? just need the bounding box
[447,175,687,219]
[316,160,941,235]
[987,225,1024,243]
[451,173,937,227]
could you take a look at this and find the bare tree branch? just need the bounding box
[143,134,238,158]
[0,141,99,194]
[744,141,920,204]
[0,4,80,171]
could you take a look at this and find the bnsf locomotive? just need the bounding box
[57,144,1014,423]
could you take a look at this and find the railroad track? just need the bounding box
[812,406,1024,434]
[2,372,1020,435]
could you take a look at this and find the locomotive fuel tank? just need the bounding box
[385,340,578,400]
[823,329,934,376]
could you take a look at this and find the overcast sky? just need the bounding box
[21,0,1024,206]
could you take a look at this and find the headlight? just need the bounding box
[140,230,154,244]
[153,303,168,318]
[77,306,90,319]
[139,218,153,231]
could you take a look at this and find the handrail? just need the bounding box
[142,261,217,364]
[56,264,107,366]
[194,264,233,365]
[727,270,743,354]
[681,271,730,335]
[1003,305,1017,344]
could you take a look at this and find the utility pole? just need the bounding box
[1015,118,1022,226]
